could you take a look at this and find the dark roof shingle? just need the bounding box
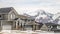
[0,7,13,13]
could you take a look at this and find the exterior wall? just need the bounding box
[3,14,8,20]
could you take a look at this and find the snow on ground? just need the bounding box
[0,30,55,34]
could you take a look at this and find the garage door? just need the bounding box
[2,25,12,30]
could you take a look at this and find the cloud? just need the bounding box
[0,0,60,7]
[0,0,60,15]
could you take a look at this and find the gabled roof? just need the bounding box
[18,15,29,19]
[0,7,14,14]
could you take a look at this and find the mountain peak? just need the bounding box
[35,10,46,15]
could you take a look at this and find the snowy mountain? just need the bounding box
[35,10,54,24]
[23,10,53,23]
[23,10,53,18]
[22,10,60,25]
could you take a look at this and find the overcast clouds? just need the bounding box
[0,0,60,15]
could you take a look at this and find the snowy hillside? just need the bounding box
[35,10,53,23]
[23,10,53,23]
[23,10,53,18]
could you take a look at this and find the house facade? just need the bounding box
[0,7,18,31]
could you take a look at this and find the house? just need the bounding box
[17,14,51,31]
[16,15,34,30]
[0,7,19,31]
[16,15,41,30]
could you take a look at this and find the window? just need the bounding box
[0,15,1,17]
[11,14,13,19]
[28,20,30,21]
[11,13,15,19]
[13,14,15,19]
[25,25,33,27]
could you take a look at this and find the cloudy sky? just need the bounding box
[0,0,60,15]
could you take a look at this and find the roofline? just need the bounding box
[8,7,19,15]
[0,13,8,14]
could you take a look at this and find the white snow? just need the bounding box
[35,15,48,23]
[35,10,52,23]
[0,30,55,34]
[52,13,60,24]
[58,21,60,24]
